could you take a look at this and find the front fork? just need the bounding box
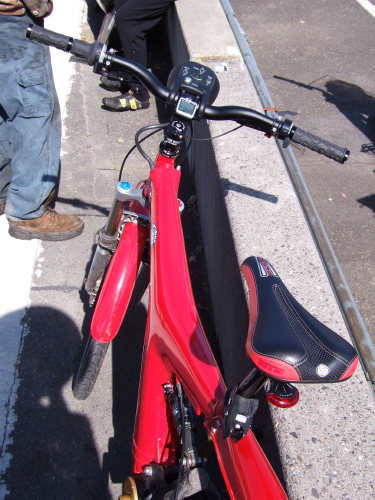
[85,180,149,305]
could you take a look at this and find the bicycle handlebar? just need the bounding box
[26,24,349,164]
[289,128,349,163]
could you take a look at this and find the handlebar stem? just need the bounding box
[159,118,189,158]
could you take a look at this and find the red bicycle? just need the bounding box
[28,25,358,500]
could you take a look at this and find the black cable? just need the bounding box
[118,123,168,181]
[176,123,242,168]
[119,122,243,181]
[185,124,244,142]
[118,143,139,182]
[177,138,192,167]
[135,123,169,169]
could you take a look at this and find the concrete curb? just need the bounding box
[168,1,375,499]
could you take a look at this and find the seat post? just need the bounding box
[236,367,268,399]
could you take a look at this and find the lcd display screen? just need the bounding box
[177,97,198,118]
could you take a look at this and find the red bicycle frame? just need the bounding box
[128,153,288,500]
[26,24,357,500]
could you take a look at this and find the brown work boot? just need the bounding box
[43,189,56,207]
[8,206,84,241]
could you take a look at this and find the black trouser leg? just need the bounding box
[114,0,174,95]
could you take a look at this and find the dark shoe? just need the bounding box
[100,75,123,92]
[0,200,5,216]
[9,207,84,241]
[102,91,150,112]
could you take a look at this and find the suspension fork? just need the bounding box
[85,180,149,300]
[87,181,150,343]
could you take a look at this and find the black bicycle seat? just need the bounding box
[241,256,358,383]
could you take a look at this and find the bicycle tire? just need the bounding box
[72,334,110,400]
[129,262,150,308]
[72,261,150,400]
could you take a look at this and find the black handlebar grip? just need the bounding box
[70,39,94,61]
[27,25,98,64]
[26,24,73,52]
[291,128,349,164]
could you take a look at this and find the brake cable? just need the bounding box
[118,123,169,180]
[119,122,244,180]
[185,123,244,141]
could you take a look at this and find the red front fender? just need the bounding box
[91,220,149,342]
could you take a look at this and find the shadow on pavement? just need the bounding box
[1,306,111,500]
[274,74,375,156]
[357,192,375,213]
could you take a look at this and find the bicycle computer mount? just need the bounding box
[167,62,220,120]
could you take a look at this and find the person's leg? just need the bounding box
[102,0,174,111]
[0,16,21,216]
[0,115,12,215]
[0,13,83,240]
[115,0,174,68]
[0,14,60,219]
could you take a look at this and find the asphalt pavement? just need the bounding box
[0,0,374,499]
[231,0,375,353]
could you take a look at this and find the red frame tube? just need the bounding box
[131,154,288,499]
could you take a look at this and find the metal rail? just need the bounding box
[220,0,375,396]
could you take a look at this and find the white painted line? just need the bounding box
[0,2,86,497]
[356,0,375,17]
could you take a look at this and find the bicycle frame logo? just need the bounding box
[257,256,278,277]
[151,223,158,245]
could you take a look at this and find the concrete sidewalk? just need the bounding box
[0,2,87,495]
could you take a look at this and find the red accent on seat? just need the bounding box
[241,262,300,382]
[240,262,259,348]
[250,352,300,381]
[339,356,358,380]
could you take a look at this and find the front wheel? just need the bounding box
[72,335,109,400]
[72,262,150,400]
